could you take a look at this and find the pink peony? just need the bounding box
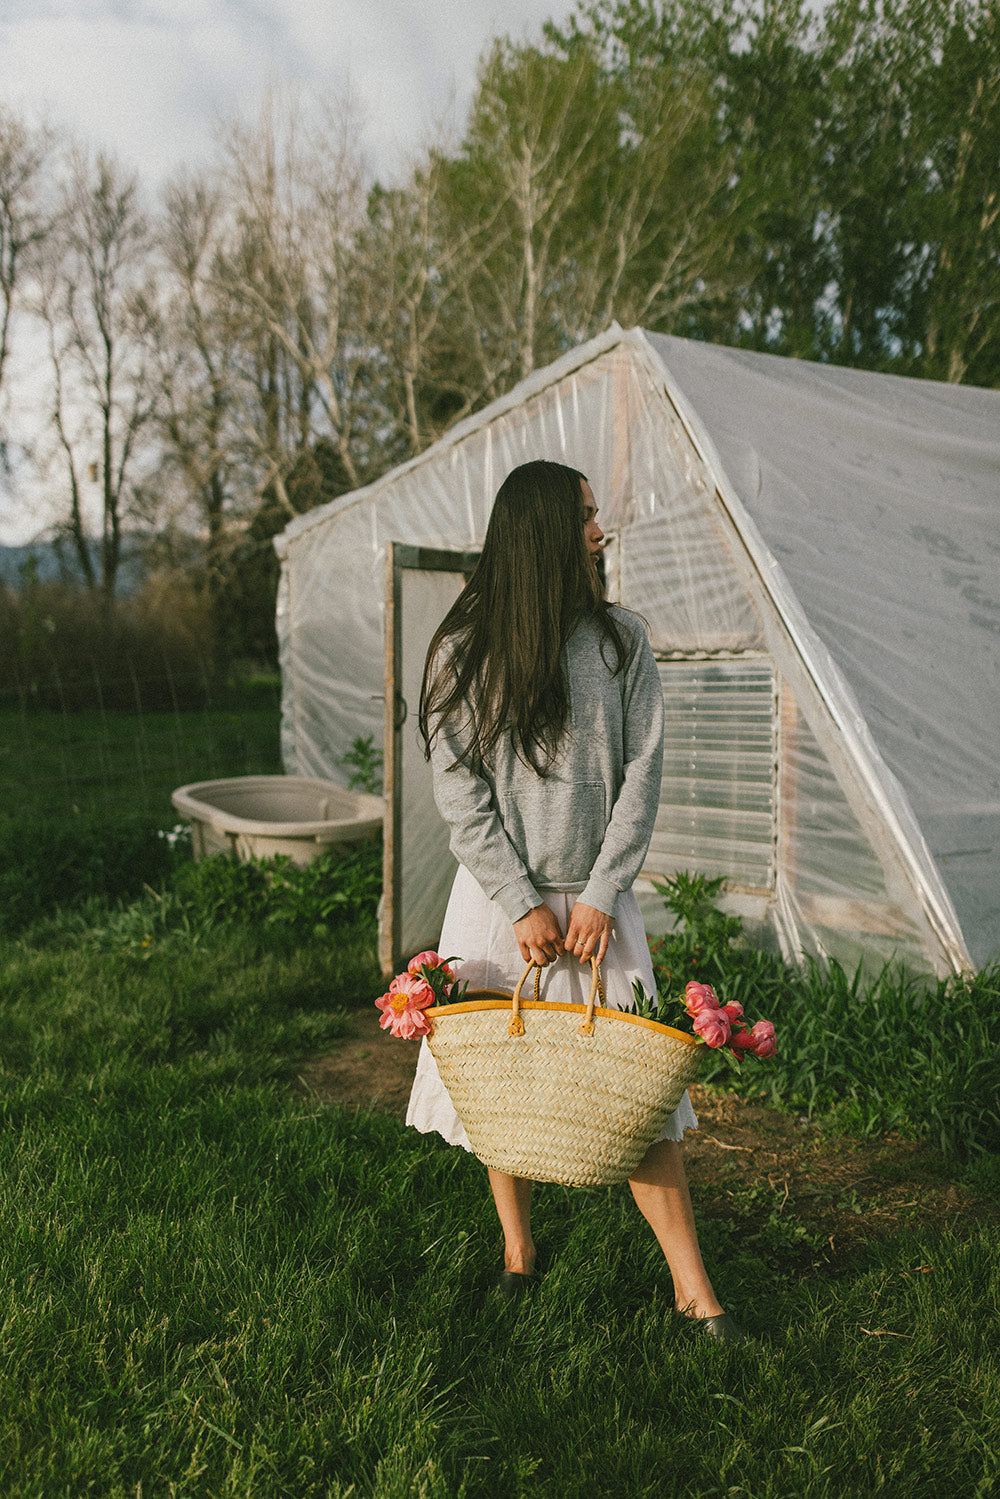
[684,981,720,1016]
[728,1025,757,1052]
[745,1019,777,1058]
[691,1007,732,1048]
[408,949,440,974]
[388,971,434,1003]
[407,950,457,987]
[721,1000,744,1022]
[376,972,435,1038]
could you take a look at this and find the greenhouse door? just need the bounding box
[379,544,479,976]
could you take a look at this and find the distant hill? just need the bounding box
[0,540,147,591]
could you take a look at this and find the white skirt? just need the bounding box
[405,865,698,1154]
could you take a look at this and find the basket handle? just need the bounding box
[508,957,606,1037]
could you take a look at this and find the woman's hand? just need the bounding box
[563,902,613,966]
[513,902,564,966]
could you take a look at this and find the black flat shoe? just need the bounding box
[495,1269,536,1301]
[684,1312,750,1345]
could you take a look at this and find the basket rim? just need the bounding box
[425,994,702,1047]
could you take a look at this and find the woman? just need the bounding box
[405,459,745,1343]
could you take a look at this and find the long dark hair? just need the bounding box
[419,459,630,775]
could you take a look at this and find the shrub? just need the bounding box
[65,840,384,958]
[165,841,382,940]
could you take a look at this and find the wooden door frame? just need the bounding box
[379,542,480,975]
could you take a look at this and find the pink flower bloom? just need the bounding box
[388,971,434,1004]
[408,950,441,975]
[721,1001,744,1022]
[746,1019,777,1058]
[684,981,720,1016]
[385,1003,432,1039]
[692,1007,732,1048]
[407,950,457,988]
[376,971,435,1038]
[729,1025,757,1051]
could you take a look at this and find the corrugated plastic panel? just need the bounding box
[645,658,776,893]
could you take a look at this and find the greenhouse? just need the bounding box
[274,327,1000,977]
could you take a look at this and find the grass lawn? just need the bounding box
[0,678,282,826]
[2,887,998,1498]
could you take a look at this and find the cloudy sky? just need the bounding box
[0,0,581,543]
[1,0,577,187]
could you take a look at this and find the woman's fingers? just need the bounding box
[564,902,613,965]
[514,902,614,967]
[512,902,563,966]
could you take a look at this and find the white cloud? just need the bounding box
[0,0,574,186]
[0,13,260,182]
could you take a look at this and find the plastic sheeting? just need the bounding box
[647,333,1000,969]
[276,327,1000,975]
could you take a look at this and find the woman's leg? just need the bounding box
[487,1169,536,1275]
[628,1140,724,1318]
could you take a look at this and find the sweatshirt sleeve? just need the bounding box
[578,629,664,916]
[429,707,542,924]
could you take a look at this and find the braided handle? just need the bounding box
[508,957,606,1036]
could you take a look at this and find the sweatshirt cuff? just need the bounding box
[492,875,543,925]
[578,876,620,918]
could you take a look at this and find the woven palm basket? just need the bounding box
[425,959,702,1188]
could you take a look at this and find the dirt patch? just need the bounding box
[678,1087,996,1266]
[297,1003,422,1121]
[296,1006,997,1266]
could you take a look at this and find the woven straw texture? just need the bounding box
[425,998,702,1187]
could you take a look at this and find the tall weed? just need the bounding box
[0,575,215,712]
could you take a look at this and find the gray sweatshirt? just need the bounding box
[429,607,664,922]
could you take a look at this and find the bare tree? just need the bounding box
[0,107,55,458]
[563,58,736,338]
[449,42,622,391]
[213,93,374,515]
[158,174,241,568]
[358,148,511,456]
[37,150,159,597]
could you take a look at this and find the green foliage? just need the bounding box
[339,733,384,794]
[649,872,1000,1162]
[651,871,744,962]
[755,959,1000,1163]
[558,0,1000,385]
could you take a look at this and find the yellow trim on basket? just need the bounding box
[424,995,701,1046]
